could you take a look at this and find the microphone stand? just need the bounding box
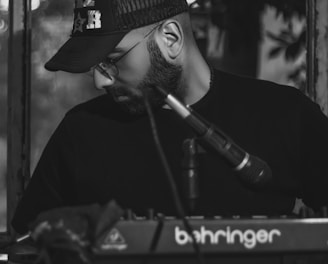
[182,138,199,214]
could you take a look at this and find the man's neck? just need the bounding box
[181,53,211,106]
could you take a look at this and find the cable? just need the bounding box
[143,92,205,264]
[0,241,15,251]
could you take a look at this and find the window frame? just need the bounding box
[1,0,31,240]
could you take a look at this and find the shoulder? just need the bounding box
[53,94,123,136]
[216,69,302,98]
[213,69,315,114]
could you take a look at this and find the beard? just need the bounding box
[111,37,183,115]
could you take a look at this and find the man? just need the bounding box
[12,0,328,234]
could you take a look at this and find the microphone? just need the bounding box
[156,86,272,189]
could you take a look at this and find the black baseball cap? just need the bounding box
[45,0,189,73]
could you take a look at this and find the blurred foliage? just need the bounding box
[196,0,306,49]
[263,0,306,19]
[266,24,306,92]
[267,28,306,62]
[192,0,307,26]
[191,0,306,90]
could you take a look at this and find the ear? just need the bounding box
[156,20,184,60]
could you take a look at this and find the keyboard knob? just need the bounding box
[125,209,134,220]
[147,209,154,220]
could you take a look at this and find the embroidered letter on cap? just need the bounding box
[86,10,102,29]
[73,12,86,33]
[76,0,95,8]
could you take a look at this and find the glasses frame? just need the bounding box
[93,23,162,80]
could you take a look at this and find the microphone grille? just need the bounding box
[236,155,272,190]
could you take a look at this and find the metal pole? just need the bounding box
[306,0,328,115]
[306,0,317,101]
[314,0,328,115]
[7,0,31,236]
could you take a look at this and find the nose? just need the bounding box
[93,68,116,90]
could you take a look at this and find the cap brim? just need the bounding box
[45,32,127,73]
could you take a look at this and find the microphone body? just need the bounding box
[157,86,272,188]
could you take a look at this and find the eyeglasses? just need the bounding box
[92,23,162,80]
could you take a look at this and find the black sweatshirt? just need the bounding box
[12,69,328,234]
